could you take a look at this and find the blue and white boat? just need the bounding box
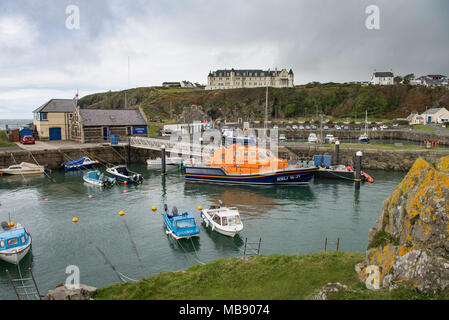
[359,111,370,144]
[0,221,32,264]
[62,157,99,171]
[162,205,200,240]
[83,170,116,187]
[106,165,144,184]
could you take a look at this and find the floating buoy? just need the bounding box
[123,190,128,193]
[44,198,49,201]
[119,211,125,216]
[72,217,79,223]
[124,181,128,185]
[151,206,157,211]
[8,221,14,227]
[88,195,93,199]
[198,206,203,211]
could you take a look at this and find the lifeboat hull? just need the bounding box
[184,166,317,185]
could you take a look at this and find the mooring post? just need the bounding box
[334,140,340,165]
[336,238,340,251]
[324,238,327,251]
[161,145,166,175]
[355,150,362,189]
[126,138,131,166]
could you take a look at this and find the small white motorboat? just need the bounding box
[83,170,116,187]
[200,201,243,237]
[0,162,46,176]
[146,157,184,170]
[0,221,32,264]
[106,165,144,183]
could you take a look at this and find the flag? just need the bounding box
[73,92,79,104]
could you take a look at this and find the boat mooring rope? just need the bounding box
[10,153,29,186]
[74,221,135,283]
[119,214,145,277]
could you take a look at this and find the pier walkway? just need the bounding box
[129,136,218,157]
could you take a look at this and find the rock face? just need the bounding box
[44,284,97,300]
[356,156,449,294]
[313,282,354,300]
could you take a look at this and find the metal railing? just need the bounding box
[129,137,217,157]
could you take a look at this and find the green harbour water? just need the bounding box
[0,164,406,299]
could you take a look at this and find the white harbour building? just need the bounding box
[206,68,294,90]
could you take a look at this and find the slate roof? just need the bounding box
[423,107,447,115]
[79,109,147,127]
[209,68,292,77]
[373,72,394,78]
[406,113,418,121]
[33,99,75,113]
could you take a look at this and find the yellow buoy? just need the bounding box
[8,222,15,227]
[151,206,157,211]
[198,206,203,211]
[119,211,125,216]
[72,217,79,223]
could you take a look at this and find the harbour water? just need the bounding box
[0,119,33,131]
[0,165,406,299]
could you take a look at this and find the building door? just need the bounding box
[428,116,432,123]
[103,127,108,140]
[49,128,62,140]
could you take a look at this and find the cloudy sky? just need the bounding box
[1,0,448,118]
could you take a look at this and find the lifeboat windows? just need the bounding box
[0,240,4,248]
[250,152,256,157]
[213,215,220,224]
[7,238,19,246]
[222,217,228,226]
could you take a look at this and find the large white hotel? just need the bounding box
[206,68,294,90]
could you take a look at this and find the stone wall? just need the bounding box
[0,146,159,170]
[280,145,449,171]
[279,129,449,146]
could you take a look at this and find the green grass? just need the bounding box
[0,130,16,148]
[411,125,436,131]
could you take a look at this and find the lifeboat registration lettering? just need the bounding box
[277,174,301,182]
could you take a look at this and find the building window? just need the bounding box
[40,112,48,121]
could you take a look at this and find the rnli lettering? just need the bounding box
[277,174,301,182]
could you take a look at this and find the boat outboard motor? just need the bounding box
[218,200,224,207]
[1,221,10,231]
[172,206,179,216]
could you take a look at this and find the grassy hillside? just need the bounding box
[93,251,448,300]
[78,84,449,124]
[0,130,16,147]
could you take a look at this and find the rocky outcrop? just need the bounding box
[44,284,97,300]
[313,283,354,300]
[356,156,449,294]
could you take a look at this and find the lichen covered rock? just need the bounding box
[356,156,449,294]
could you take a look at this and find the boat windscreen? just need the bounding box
[227,215,241,226]
[175,219,196,229]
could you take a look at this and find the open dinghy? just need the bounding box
[83,170,116,187]
[106,165,144,184]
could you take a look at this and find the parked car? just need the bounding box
[380,125,388,130]
[343,125,349,130]
[335,125,341,130]
[20,135,35,144]
[323,125,329,130]
[292,125,298,130]
[311,125,317,130]
[371,127,378,131]
[273,125,279,130]
[305,125,311,130]
[325,134,336,144]
[354,126,360,130]
[286,125,292,130]
[298,125,305,130]
[392,123,398,128]
[308,133,318,143]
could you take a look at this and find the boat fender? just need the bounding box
[212,224,215,231]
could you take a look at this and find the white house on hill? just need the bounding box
[370,71,394,85]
